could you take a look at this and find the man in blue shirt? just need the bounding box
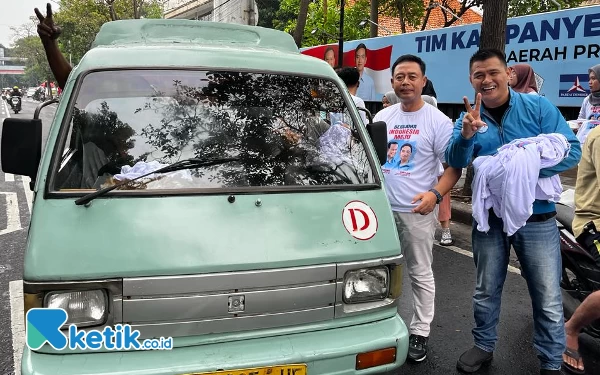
[446,48,581,375]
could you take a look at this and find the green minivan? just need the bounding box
[2,19,408,375]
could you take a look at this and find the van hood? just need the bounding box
[25,190,400,280]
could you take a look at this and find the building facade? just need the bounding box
[163,0,258,25]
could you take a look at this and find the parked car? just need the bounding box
[26,87,37,98]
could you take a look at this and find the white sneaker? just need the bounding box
[440,228,454,246]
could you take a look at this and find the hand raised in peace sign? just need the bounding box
[34,3,61,44]
[461,93,487,139]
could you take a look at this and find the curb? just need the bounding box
[450,200,473,226]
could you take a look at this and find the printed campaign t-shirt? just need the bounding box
[373,102,453,212]
[578,96,600,121]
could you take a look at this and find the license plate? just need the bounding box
[182,365,307,375]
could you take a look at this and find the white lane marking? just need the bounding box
[2,99,10,118]
[10,280,24,375]
[22,177,33,214]
[436,242,522,275]
[0,192,22,235]
[5,173,14,182]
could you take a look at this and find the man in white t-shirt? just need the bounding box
[373,54,462,363]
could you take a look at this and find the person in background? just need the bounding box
[382,95,390,108]
[382,91,399,109]
[578,64,600,121]
[562,290,600,374]
[9,86,21,98]
[562,124,600,374]
[8,86,22,109]
[337,67,367,124]
[324,46,336,68]
[508,63,539,94]
[422,80,437,99]
[447,48,581,375]
[422,94,453,246]
[421,95,437,107]
[572,64,600,146]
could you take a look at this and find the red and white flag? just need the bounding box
[343,45,393,97]
[301,44,394,98]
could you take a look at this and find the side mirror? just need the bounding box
[366,120,387,165]
[357,107,373,124]
[1,118,42,184]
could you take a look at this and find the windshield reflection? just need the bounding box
[52,70,376,192]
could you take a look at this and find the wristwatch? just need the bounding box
[429,188,443,204]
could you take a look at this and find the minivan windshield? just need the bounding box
[50,70,377,193]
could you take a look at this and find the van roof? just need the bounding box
[74,19,337,78]
[91,19,298,53]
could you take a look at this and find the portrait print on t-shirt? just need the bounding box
[373,103,453,213]
[589,105,600,120]
[382,123,418,174]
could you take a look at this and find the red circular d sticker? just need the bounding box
[342,201,378,240]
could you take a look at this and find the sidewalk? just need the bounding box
[449,167,578,226]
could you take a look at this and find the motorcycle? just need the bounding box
[556,202,600,354]
[10,96,21,114]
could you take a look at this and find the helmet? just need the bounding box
[13,86,19,90]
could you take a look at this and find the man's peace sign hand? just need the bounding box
[461,93,487,140]
[35,3,61,44]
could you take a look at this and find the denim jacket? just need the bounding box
[446,88,582,215]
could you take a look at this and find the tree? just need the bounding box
[256,0,281,28]
[479,0,509,51]
[134,72,369,187]
[379,0,424,33]
[96,0,166,20]
[11,36,54,88]
[508,0,582,17]
[293,0,311,47]
[369,0,378,37]
[420,0,484,30]
[52,0,164,65]
[275,0,370,48]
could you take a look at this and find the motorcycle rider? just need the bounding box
[8,86,22,109]
[563,125,600,374]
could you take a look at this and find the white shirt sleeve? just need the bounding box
[578,96,590,120]
[352,95,367,124]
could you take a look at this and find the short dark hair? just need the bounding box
[391,54,426,75]
[469,48,507,71]
[355,43,367,55]
[387,140,399,148]
[400,143,413,152]
[337,67,360,88]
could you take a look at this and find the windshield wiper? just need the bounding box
[306,164,354,184]
[75,157,239,206]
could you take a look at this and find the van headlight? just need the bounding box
[343,267,389,304]
[44,290,107,327]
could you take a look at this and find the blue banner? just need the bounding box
[302,5,600,107]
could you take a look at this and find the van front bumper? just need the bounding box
[22,314,408,375]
